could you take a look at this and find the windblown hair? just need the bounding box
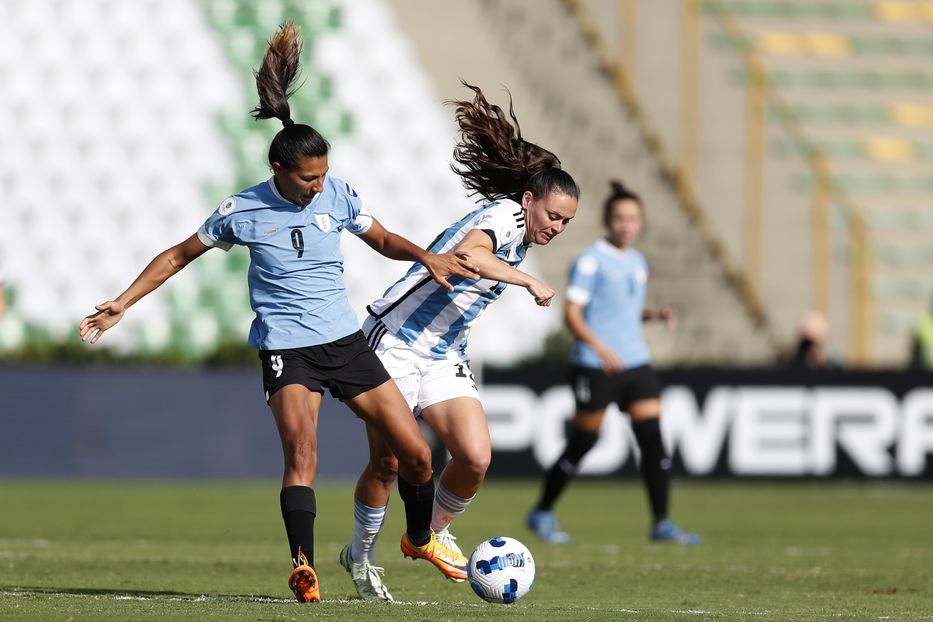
[251,21,329,169]
[603,179,643,226]
[449,82,579,203]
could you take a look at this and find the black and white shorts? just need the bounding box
[570,364,661,412]
[258,330,391,402]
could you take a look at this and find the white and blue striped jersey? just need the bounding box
[567,239,651,369]
[366,199,527,361]
[197,175,373,351]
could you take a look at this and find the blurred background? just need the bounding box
[1,0,931,481]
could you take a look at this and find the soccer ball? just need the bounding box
[467,536,535,604]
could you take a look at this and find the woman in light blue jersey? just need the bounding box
[338,84,579,601]
[528,180,699,545]
[78,21,478,603]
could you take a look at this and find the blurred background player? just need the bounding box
[527,180,699,545]
[78,21,477,603]
[339,84,579,601]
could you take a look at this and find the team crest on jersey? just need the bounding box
[500,224,516,244]
[577,255,598,276]
[635,268,648,284]
[345,182,358,198]
[218,196,236,215]
[314,213,332,232]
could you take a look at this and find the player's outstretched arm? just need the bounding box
[454,229,554,307]
[357,218,479,292]
[79,234,210,344]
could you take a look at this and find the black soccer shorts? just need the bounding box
[569,363,661,412]
[259,330,391,402]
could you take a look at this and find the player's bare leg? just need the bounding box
[346,380,431,485]
[419,397,489,567]
[572,408,608,434]
[269,385,323,602]
[421,397,491,503]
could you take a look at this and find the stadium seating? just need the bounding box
[0,0,558,364]
[5,0,928,365]
[0,0,240,356]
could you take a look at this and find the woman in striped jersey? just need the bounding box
[338,84,579,601]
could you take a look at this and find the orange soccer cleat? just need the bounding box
[400,530,468,581]
[288,550,321,603]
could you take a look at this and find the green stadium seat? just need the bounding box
[204,0,237,31]
[879,310,917,335]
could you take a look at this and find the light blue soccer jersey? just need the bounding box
[197,175,373,350]
[367,199,527,360]
[567,239,651,369]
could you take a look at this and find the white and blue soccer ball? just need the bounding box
[467,536,535,604]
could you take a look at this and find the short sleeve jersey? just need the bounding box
[566,239,651,369]
[367,199,527,360]
[197,175,373,350]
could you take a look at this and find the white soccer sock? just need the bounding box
[431,483,474,533]
[351,499,387,565]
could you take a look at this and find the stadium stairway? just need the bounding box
[386,0,778,364]
[591,0,933,366]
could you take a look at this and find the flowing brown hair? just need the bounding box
[449,82,578,203]
[250,21,329,168]
[251,20,303,125]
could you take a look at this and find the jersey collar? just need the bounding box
[267,177,322,208]
[596,237,631,258]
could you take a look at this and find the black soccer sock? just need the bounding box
[280,485,316,567]
[535,427,600,512]
[632,418,670,524]
[397,476,434,547]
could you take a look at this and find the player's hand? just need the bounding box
[596,345,625,373]
[422,251,480,292]
[526,279,554,307]
[79,300,126,344]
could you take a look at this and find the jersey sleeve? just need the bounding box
[566,253,599,305]
[342,181,373,236]
[473,201,523,252]
[196,196,239,251]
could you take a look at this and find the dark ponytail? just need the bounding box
[251,21,329,170]
[449,82,579,203]
[603,180,643,226]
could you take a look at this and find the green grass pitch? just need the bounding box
[1,480,932,620]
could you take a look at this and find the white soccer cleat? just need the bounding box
[435,528,463,555]
[339,544,394,602]
[435,528,465,582]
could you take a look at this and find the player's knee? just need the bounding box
[283,440,317,479]
[456,449,491,483]
[562,427,600,463]
[398,444,432,483]
[371,455,399,487]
